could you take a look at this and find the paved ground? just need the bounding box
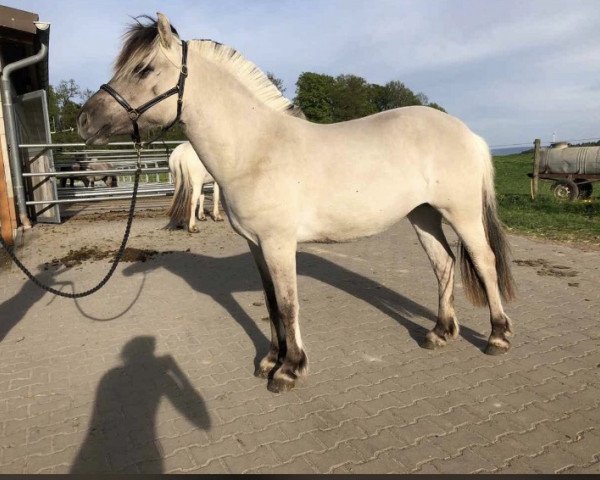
[0,210,599,474]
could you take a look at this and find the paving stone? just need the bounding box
[0,217,599,473]
[561,460,600,474]
[187,457,230,474]
[343,450,405,474]
[221,443,280,473]
[393,440,449,471]
[248,456,316,473]
[430,448,494,474]
[524,445,584,473]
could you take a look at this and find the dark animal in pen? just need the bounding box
[59,162,118,188]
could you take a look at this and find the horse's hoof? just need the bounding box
[484,343,509,356]
[188,226,200,233]
[267,375,296,393]
[421,331,446,350]
[255,352,278,379]
[484,344,507,355]
[484,337,510,355]
[199,215,208,222]
[215,216,224,222]
[254,365,272,379]
[421,338,438,350]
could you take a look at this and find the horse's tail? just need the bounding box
[459,136,516,306]
[166,146,193,228]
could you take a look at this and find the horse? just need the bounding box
[78,14,516,393]
[167,142,224,232]
[59,159,118,188]
[167,103,305,232]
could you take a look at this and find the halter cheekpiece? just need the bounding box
[100,40,188,146]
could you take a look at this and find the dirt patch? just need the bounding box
[66,209,169,223]
[513,258,578,278]
[0,249,12,271]
[513,259,547,268]
[48,246,174,268]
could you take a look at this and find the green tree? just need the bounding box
[60,100,81,131]
[80,88,95,103]
[294,72,336,123]
[47,80,113,142]
[415,92,429,105]
[330,74,376,122]
[266,72,285,94]
[427,102,446,113]
[47,85,60,132]
[48,79,83,132]
[371,80,422,111]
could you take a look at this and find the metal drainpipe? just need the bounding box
[0,21,50,229]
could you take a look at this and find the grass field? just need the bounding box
[493,153,600,247]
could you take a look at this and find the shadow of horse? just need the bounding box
[70,336,210,473]
[0,265,71,343]
[122,251,487,365]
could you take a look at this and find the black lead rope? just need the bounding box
[0,158,142,298]
[0,41,189,298]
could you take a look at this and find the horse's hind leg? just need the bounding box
[198,189,207,221]
[188,184,202,233]
[446,211,513,355]
[212,183,224,221]
[408,204,458,349]
[248,241,284,379]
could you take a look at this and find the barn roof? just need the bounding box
[0,5,49,94]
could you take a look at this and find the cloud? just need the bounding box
[6,0,600,145]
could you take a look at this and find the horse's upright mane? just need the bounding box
[189,40,295,114]
[113,15,299,116]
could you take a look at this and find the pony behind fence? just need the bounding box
[167,142,223,232]
[59,160,118,188]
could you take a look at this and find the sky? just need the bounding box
[6,0,600,147]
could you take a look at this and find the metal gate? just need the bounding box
[18,140,186,223]
[14,89,60,223]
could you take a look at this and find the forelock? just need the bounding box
[113,15,179,80]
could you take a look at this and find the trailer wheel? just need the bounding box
[552,180,579,201]
[575,179,593,199]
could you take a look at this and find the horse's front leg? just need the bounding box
[259,238,307,393]
[248,241,283,379]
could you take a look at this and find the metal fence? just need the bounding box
[18,140,187,222]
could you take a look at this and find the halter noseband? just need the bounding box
[100,40,188,146]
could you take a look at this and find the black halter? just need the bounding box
[100,40,188,146]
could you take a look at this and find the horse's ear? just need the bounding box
[157,12,173,48]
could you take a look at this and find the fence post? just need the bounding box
[531,138,541,200]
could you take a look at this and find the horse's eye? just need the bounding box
[139,66,154,78]
[133,64,154,79]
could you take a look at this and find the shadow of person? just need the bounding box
[70,336,210,474]
[122,250,487,357]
